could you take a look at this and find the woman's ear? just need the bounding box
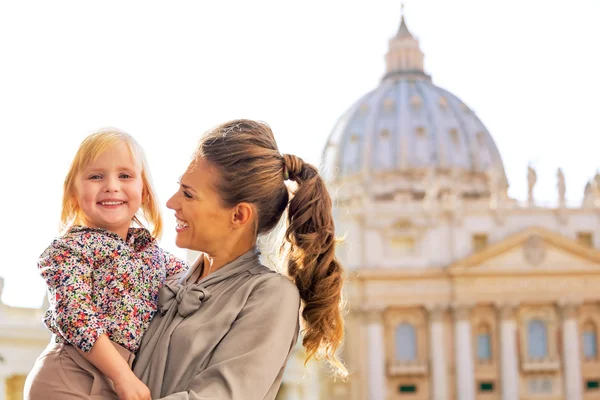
[231,202,254,228]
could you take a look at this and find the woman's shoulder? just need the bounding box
[245,266,300,307]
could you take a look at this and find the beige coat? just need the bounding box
[133,248,301,400]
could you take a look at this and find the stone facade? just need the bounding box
[0,278,50,400]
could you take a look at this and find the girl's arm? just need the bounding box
[39,238,106,352]
[81,335,150,400]
[39,238,150,400]
[163,250,190,280]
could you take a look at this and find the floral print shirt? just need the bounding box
[39,226,188,353]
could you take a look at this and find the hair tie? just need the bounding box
[283,164,290,181]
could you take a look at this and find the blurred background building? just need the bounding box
[276,10,600,400]
[3,6,600,400]
[0,278,49,400]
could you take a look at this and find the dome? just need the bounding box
[323,15,507,200]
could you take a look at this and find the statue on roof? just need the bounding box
[527,163,537,206]
[557,168,566,207]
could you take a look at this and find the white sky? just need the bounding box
[1,0,599,308]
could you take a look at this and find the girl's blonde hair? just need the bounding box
[60,128,163,238]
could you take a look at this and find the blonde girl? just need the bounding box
[24,129,187,400]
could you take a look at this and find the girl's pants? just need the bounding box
[23,340,135,399]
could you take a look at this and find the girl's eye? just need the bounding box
[89,175,102,180]
[120,173,132,179]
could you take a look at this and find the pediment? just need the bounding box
[449,227,600,275]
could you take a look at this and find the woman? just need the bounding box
[133,119,346,399]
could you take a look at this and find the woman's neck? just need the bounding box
[196,241,255,281]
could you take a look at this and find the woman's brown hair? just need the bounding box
[194,119,347,377]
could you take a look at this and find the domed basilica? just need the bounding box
[277,10,600,400]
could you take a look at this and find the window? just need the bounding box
[472,234,488,252]
[395,323,417,362]
[528,319,548,360]
[393,220,412,229]
[439,96,448,109]
[577,232,594,247]
[478,382,494,392]
[477,324,492,362]
[376,128,394,169]
[415,127,430,163]
[587,380,600,391]
[342,134,361,174]
[449,128,459,145]
[383,98,396,112]
[583,322,598,360]
[399,385,417,393]
[6,375,27,400]
[410,95,422,109]
[374,193,395,202]
[390,236,415,254]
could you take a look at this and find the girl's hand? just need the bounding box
[113,372,151,400]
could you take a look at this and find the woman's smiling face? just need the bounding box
[166,158,234,253]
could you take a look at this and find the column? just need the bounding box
[497,303,519,400]
[285,383,301,400]
[303,373,320,400]
[453,305,475,400]
[365,308,386,400]
[428,305,448,400]
[0,373,6,400]
[560,302,583,400]
[279,344,304,400]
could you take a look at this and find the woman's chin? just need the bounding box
[174,233,189,248]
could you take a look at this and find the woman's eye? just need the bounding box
[177,181,193,199]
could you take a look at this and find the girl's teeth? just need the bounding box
[101,201,123,205]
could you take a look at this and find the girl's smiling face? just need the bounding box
[74,142,143,239]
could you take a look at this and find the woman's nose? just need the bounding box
[166,193,178,210]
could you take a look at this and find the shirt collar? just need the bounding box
[67,225,154,251]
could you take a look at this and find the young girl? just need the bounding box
[24,129,188,400]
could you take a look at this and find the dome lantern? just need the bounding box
[383,5,430,82]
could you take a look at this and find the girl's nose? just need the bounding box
[103,176,120,192]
